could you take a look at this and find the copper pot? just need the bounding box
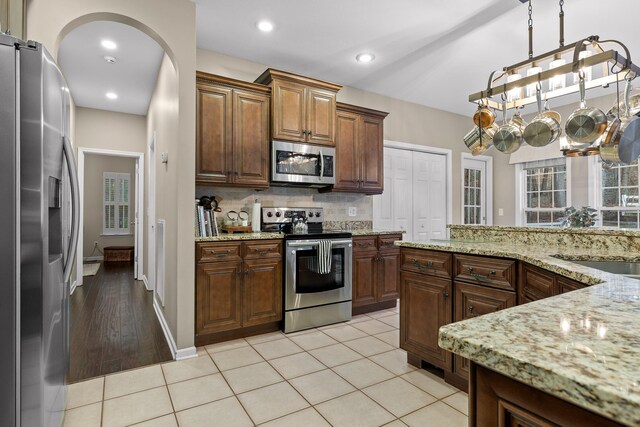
[473,103,496,129]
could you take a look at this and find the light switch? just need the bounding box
[348,207,357,217]
[498,208,504,216]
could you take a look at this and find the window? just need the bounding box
[519,159,569,226]
[463,167,483,224]
[597,162,639,228]
[103,172,130,235]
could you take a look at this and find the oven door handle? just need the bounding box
[319,149,324,179]
[288,240,352,248]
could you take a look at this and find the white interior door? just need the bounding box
[374,146,448,242]
[134,161,140,279]
[413,152,447,241]
[462,157,487,225]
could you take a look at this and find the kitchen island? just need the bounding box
[396,226,640,426]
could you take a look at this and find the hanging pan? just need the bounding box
[494,103,526,154]
[600,78,640,164]
[565,72,608,144]
[524,84,562,147]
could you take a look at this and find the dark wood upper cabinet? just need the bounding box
[255,68,341,146]
[196,72,270,188]
[331,103,388,195]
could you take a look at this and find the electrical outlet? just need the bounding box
[94,240,99,247]
[498,208,504,216]
[348,207,357,217]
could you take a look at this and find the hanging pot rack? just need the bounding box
[469,36,640,111]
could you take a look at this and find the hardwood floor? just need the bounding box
[68,261,173,383]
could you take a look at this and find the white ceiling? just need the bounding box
[58,21,164,116]
[196,0,640,116]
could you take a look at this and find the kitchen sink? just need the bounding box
[555,258,640,280]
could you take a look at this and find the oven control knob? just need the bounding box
[275,212,281,217]
[267,212,273,217]
[308,212,314,217]
[315,211,321,217]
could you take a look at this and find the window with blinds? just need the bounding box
[103,172,130,235]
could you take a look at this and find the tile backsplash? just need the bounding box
[196,186,374,223]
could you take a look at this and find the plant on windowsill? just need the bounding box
[560,206,598,228]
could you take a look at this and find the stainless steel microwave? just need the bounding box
[271,140,336,186]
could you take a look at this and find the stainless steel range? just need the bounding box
[262,207,352,333]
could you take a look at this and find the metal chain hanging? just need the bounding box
[559,0,565,47]
[528,0,534,58]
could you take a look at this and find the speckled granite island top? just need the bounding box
[195,232,283,242]
[396,240,640,426]
[327,229,405,236]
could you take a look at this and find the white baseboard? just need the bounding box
[83,256,104,262]
[142,274,151,291]
[70,280,78,295]
[152,297,197,361]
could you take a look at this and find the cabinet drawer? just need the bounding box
[454,254,516,291]
[196,242,242,263]
[400,248,452,279]
[378,234,402,251]
[353,237,377,251]
[243,240,282,259]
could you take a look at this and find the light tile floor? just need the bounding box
[64,305,468,427]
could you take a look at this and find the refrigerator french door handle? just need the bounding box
[62,136,80,283]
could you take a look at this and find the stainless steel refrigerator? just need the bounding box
[1,34,79,427]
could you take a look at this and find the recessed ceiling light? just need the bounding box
[106,92,118,100]
[101,39,117,50]
[356,53,375,63]
[256,20,274,32]
[103,55,117,64]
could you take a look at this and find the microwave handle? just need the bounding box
[319,149,324,178]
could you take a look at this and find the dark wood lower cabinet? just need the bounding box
[470,363,623,426]
[195,241,282,346]
[450,282,516,386]
[400,271,452,370]
[352,234,402,314]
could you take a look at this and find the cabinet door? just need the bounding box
[306,87,336,146]
[360,115,384,194]
[242,257,283,327]
[453,282,516,381]
[378,250,400,302]
[400,271,452,370]
[353,250,378,307]
[195,261,243,336]
[196,85,232,184]
[272,80,306,142]
[519,263,555,304]
[333,110,361,191]
[233,89,270,187]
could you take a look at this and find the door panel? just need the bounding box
[453,281,516,381]
[400,272,452,369]
[334,110,360,191]
[413,152,447,241]
[243,258,282,327]
[360,115,384,193]
[391,148,414,238]
[378,251,400,301]
[462,157,487,225]
[273,81,305,142]
[195,261,243,335]
[306,87,335,145]
[353,250,378,307]
[233,89,269,187]
[196,85,232,183]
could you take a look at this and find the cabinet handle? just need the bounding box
[256,249,272,255]
[443,291,449,299]
[411,258,433,270]
[215,250,231,257]
[308,131,312,137]
[302,130,308,135]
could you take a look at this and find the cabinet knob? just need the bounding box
[443,291,449,299]
[468,305,475,314]
[308,131,313,137]
[245,269,249,275]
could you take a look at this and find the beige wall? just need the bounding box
[83,154,136,258]
[28,0,196,351]
[75,107,147,152]
[196,49,471,224]
[147,53,180,340]
[491,92,617,225]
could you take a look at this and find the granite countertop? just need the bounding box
[331,229,405,236]
[448,224,640,237]
[195,232,283,242]
[396,240,640,425]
